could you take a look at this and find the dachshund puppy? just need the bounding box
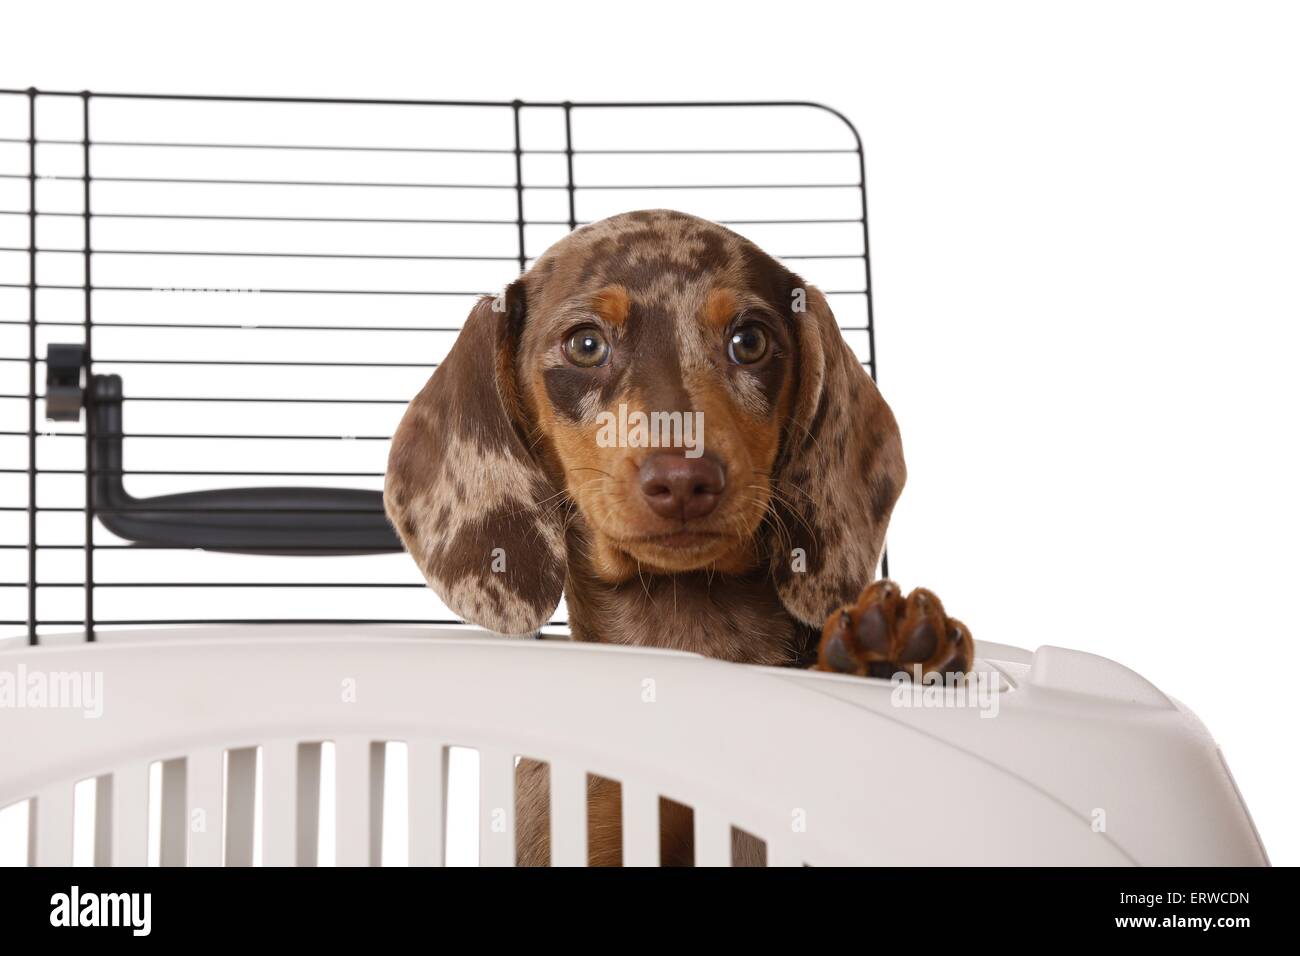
[385,209,972,865]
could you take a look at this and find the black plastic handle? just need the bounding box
[90,374,402,554]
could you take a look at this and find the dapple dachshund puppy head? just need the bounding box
[385,210,905,636]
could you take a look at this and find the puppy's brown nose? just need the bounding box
[638,452,725,521]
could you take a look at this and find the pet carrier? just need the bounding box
[0,89,1268,866]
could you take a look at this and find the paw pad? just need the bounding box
[815,581,974,680]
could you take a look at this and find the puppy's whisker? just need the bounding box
[566,466,614,479]
[786,413,829,462]
[757,484,817,541]
[635,558,652,602]
[745,489,795,556]
[752,501,794,557]
[756,471,817,510]
[531,487,574,510]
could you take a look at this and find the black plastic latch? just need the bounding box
[45,343,86,422]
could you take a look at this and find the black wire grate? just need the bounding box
[0,89,878,644]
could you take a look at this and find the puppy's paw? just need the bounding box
[815,580,973,679]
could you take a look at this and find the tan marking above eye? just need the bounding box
[703,287,739,331]
[592,285,631,327]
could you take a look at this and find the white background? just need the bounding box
[1,0,1297,865]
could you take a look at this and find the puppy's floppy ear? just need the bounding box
[384,284,565,635]
[769,283,906,627]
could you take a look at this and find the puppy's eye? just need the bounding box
[727,323,769,365]
[563,327,611,368]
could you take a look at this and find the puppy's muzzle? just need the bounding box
[638,452,726,521]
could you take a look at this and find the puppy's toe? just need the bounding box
[819,610,862,674]
[945,618,974,673]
